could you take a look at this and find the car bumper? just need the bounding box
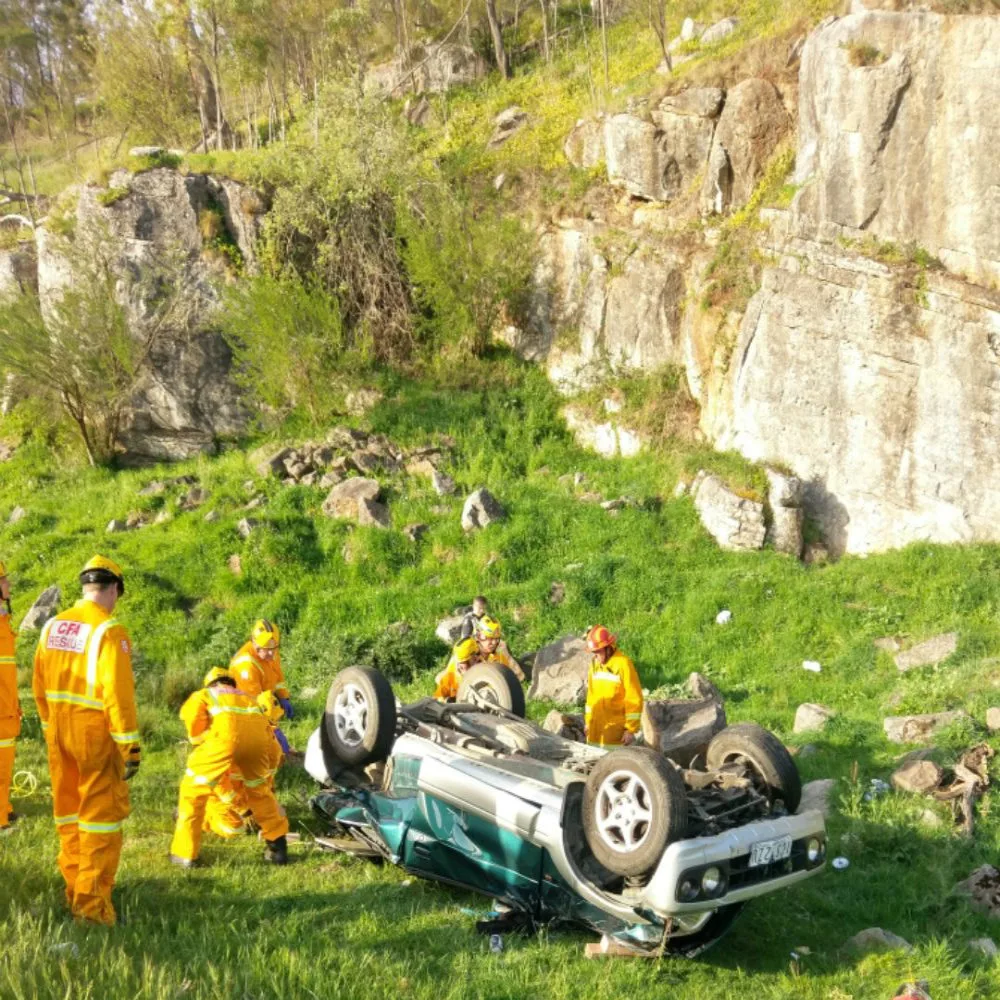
[642,810,827,916]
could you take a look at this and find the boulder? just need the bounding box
[641,692,726,766]
[700,16,739,45]
[699,78,789,216]
[106,519,128,534]
[794,703,836,734]
[0,242,37,303]
[364,43,487,97]
[987,708,1000,733]
[403,523,428,543]
[656,87,724,120]
[432,470,457,496]
[345,388,384,416]
[884,710,970,744]
[436,614,467,646]
[956,865,1000,919]
[563,118,605,170]
[798,778,836,818]
[894,633,959,672]
[892,758,944,794]
[528,636,591,705]
[969,938,998,959]
[321,477,382,520]
[488,106,529,149]
[846,928,912,954]
[766,467,804,558]
[543,710,586,741]
[357,498,390,529]
[461,489,506,532]
[7,506,26,525]
[692,472,766,551]
[680,17,704,42]
[237,517,259,539]
[178,487,209,510]
[21,585,61,630]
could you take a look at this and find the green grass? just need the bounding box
[3,356,1000,997]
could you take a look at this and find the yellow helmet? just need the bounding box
[454,638,480,664]
[475,615,502,640]
[203,667,232,687]
[251,618,280,650]
[257,690,284,723]
[80,554,125,594]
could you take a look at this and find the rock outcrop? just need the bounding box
[364,43,486,97]
[0,242,37,302]
[36,168,263,462]
[692,472,766,551]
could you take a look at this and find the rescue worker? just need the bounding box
[229,619,293,715]
[169,668,289,867]
[433,637,482,701]
[32,555,140,925]
[583,625,643,748]
[0,560,20,830]
[474,616,525,682]
[459,596,490,640]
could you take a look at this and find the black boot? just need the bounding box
[263,835,288,865]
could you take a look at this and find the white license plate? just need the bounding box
[749,835,793,868]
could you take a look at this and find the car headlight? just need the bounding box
[701,866,724,896]
[806,837,825,865]
[678,878,700,902]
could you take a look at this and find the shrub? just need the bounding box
[843,41,888,67]
[97,186,130,207]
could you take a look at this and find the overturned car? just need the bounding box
[305,663,826,956]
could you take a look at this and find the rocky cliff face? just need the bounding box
[36,168,263,462]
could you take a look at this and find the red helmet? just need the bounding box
[586,625,616,653]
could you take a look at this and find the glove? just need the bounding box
[124,745,141,781]
[277,697,294,720]
[274,727,291,754]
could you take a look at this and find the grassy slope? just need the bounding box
[2,357,1000,999]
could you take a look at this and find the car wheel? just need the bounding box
[705,723,801,813]
[582,747,688,878]
[457,663,526,717]
[323,665,396,768]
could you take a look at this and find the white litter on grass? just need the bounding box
[715,610,732,625]
[401,879,413,887]
[803,660,822,673]
[48,943,79,958]
[832,857,850,871]
[489,934,504,954]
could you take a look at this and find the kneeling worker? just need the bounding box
[434,638,481,701]
[169,668,289,867]
[475,616,525,682]
[584,625,643,748]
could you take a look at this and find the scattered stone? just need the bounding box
[252,445,294,479]
[543,710,586,741]
[919,808,944,829]
[600,497,629,511]
[680,16,704,41]
[407,457,437,479]
[403,523,428,543]
[715,609,732,625]
[461,489,506,532]
[432,470,457,496]
[318,471,343,490]
[549,582,565,605]
[892,759,944,795]
[700,16,739,45]
[7,506,26,525]
[488,106,529,149]
[798,778,836,818]
[244,496,265,511]
[345,388,384,416]
[227,554,242,575]
[106,518,128,534]
[327,426,369,450]
[578,491,603,503]
[874,636,902,653]
[894,633,959,672]
[154,511,171,525]
[125,512,145,529]
[956,865,1000,919]
[692,471,766,551]
[673,481,688,499]
[237,518,259,539]
[321,477,382,520]
[203,510,220,523]
[969,937,998,959]
[0,442,15,463]
[794,703,836,734]
[765,468,804,558]
[436,614,467,646]
[21,586,61,630]
[178,487,209,511]
[846,928,912,954]
[987,707,1000,732]
[884,711,971,745]
[357,498,390,529]
[527,636,591,705]
[138,481,167,497]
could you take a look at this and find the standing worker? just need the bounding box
[32,556,140,926]
[0,560,20,830]
[229,619,293,717]
[583,625,643,748]
[169,668,289,868]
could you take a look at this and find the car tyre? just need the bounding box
[705,723,801,813]
[322,665,396,769]
[582,747,688,878]
[457,663,526,717]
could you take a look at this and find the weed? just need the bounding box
[843,41,888,67]
[97,186,131,208]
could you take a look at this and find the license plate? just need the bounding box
[749,835,793,868]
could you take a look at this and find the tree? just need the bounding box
[484,0,509,79]
[0,235,197,465]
